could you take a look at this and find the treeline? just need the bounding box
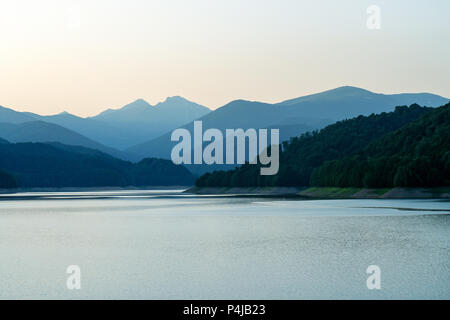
[0,142,194,188]
[311,103,450,187]
[0,169,17,188]
[196,103,449,188]
[0,138,18,188]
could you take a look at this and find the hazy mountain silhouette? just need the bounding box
[0,97,210,150]
[0,121,131,160]
[0,105,36,123]
[125,100,320,163]
[1,86,448,163]
[0,137,9,144]
[278,86,449,119]
[126,86,449,164]
[28,111,141,150]
[88,96,210,148]
[94,96,209,124]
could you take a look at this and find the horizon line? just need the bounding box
[2,85,449,119]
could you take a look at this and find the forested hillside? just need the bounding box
[311,103,450,187]
[195,104,442,188]
[0,142,194,188]
[0,169,16,189]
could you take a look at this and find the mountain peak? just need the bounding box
[280,86,375,105]
[125,98,152,108]
[325,86,374,96]
[155,96,210,112]
[164,96,187,103]
[94,99,152,118]
[159,96,200,106]
[132,98,150,104]
[222,99,269,109]
[331,85,372,92]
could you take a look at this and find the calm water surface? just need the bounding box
[0,190,449,299]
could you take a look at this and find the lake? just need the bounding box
[0,190,448,299]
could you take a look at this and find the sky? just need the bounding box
[0,0,449,117]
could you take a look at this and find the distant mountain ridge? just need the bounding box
[27,112,140,150]
[93,96,209,123]
[1,87,448,163]
[0,121,130,160]
[87,96,211,148]
[0,105,35,123]
[126,86,449,165]
[0,137,9,144]
[280,86,447,106]
[0,96,211,150]
[276,86,448,120]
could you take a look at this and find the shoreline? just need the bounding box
[185,186,450,199]
[1,185,449,200]
[0,186,190,194]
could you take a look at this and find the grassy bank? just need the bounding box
[185,186,450,199]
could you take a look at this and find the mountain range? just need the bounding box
[24,96,210,150]
[195,102,450,188]
[0,121,129,160]
[0,86,448,179]
[311,103,450,188]
[126,86,449,163]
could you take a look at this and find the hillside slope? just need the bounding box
[0,142,194,188]
[0,105,35,123]
[127,86,448,161]
[0,169,16,189]
[195,103,436,187]
[1,97,211,150]
[0,121,131,160]
[0,137,9,144]
[311,102,450,188]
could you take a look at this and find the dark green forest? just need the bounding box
[311,103,450,187]
[0,138,17,188]
[0,142,194,188]
[0,169,17,189]
[196,103,449,188]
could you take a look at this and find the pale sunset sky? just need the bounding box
[0,0,449,116]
